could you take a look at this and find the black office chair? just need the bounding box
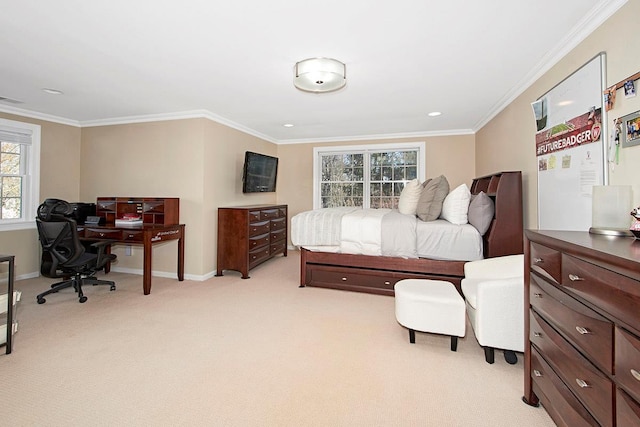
[35,199,117,304]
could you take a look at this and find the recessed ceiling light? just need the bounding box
[42,88,63,95]
[428,111,442,117]
[283,123,294,128]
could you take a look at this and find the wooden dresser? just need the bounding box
[524,230,640,426]
[216,204,287,278]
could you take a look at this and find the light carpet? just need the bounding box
[0,250,555,426]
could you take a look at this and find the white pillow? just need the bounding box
[440,183,471,225]
[398,179,422,215]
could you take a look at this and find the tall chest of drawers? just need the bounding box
[524,230,640,426]
[216,204,287,279]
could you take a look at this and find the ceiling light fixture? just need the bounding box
[428,111,442,117]
[42,88,63,95]
[294,57,346,93]
[283,123,294,128]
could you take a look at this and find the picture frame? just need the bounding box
[621,110,640,148]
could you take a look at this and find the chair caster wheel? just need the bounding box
[79,296,88,303]
[37,297,46,304]
[110,285,116,291]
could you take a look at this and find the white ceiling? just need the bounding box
[0,0,627,143]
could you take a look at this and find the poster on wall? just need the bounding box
[533,53,606,231]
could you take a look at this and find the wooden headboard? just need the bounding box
[470,171,523,258]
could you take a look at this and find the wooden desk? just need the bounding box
[79,224,185,295]
[0,254,15,354]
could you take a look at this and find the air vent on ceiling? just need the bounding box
[0,96,23,104]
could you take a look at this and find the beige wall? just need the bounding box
[277,134,476,222]
[81,118,276,278]
[476,1,640,229]
[203,119,278,277]
[0,112,81,279]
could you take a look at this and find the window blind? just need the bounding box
[0,125,33,144]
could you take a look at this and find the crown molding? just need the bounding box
[276,128,475,145]
[0,104,81,127]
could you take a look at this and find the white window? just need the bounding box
[313,142,425,209]
[0,119,40,231]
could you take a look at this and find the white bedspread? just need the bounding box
[291,207,483,261]
[415,219,483,261]
[291,207,358,247]
[340,208,390,256]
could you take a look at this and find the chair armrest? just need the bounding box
[463,254,524,280]
[88,240,117,266]
[467,276,525,351]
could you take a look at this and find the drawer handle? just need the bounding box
[384,281,391,285]
[533,369,542,377]
[341,277,347,281]
[533,257,543,264]
[631,369,640,381]
[533,293,543,298]
[568,274,584,282]
[575,378,590,388]
[99,233,105,237]
[533,332,542,337]
[575,326,591,335]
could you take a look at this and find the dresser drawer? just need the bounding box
[260,209,280,220]
[531,274,613,373]
[271,217,286,231]
[530,348,600,427]
[270,240,286,255]
[562,254,640,330]
[248,246,271,269]
[279,207,287,218]
[530,242,561,283]
[615,327,640,402]
[270,228,286,243]
[530,311,613,426]
[248,210,261,223]
[84,227,122,240]
[249,233,270,251]
[248,220,270,237]
[617,388,640,427]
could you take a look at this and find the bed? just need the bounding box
[293,171,523,296]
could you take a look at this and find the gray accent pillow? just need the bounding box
[416,175,449,221]
[468,191,495,235]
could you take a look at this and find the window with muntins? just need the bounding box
[0,119,41,231]
[314,142,425,209]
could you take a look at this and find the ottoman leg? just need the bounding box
[484,347,495,364]
[409,329,416,344]
[450,336,458,352]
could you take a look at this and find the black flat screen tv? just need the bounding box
[242,151,278,193]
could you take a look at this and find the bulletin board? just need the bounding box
[533,53,607,231]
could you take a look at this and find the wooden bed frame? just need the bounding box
[299,171,523,296]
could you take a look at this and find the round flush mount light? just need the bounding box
[294,57,346,93]
[428,111,442,117]
[42,88,63,95]
[283,123,294,128]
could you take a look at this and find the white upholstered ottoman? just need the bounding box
[394,279,466,351]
